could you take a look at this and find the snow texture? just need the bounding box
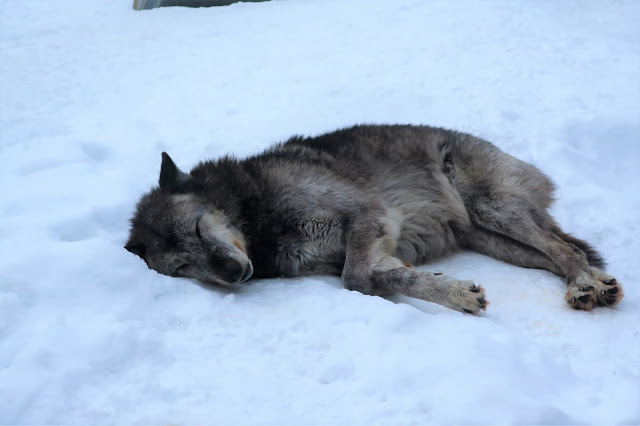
[1,0,639,424]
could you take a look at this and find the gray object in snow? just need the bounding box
[134,0,268,10]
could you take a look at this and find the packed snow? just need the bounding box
[1,0,639,424]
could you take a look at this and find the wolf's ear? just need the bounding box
[125,242,146,259]
[159,152,190,193]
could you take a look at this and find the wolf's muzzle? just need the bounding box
[220,259,253,283]
[240,262,254,283]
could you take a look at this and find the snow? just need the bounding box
[1,0,639,423]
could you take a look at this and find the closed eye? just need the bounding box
[196,217,203,240]
[174,263,190,276]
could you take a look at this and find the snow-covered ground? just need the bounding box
[1,0,639,423]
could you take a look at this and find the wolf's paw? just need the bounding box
[565,283,597,311]
[447,280,488,315]
[566,270,624,310]
[589,268,624,307]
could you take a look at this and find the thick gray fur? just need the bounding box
[125,124,623,313]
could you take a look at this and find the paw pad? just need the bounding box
[577,295,591,303]
[566,291,596,311]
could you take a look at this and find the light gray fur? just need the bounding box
[126,124,623,313]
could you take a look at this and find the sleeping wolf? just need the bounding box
[125,124,623,313]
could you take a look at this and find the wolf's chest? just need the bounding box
[274,218,347,276]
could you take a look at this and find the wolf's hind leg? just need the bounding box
[455,226,563,276]
[467,198,623,310]
[550,225,621,306]
[552,225,606,270]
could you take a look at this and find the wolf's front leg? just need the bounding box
[372,266,488,314]
[340,212,487,314]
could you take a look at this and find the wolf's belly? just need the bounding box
[395,219,460,265]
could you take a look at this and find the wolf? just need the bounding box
[125,124,623,313]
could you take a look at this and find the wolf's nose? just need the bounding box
[220,260,253,283]
[240,262,253,282]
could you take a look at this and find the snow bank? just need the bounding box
[1,0,639,423]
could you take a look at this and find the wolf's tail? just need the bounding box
[552,226,606,269]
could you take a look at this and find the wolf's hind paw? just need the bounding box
[589,268,624,308]
[566,269,624,310]
[565,286,597,311]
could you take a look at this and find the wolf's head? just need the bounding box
[125,153,253,285]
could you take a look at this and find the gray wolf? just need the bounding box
[125,124,623,313]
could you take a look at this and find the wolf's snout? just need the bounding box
[240,262,253,282]
[219,259,253,283]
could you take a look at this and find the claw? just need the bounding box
[603,278,617,285]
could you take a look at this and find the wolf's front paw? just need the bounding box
[446,280,488,315]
